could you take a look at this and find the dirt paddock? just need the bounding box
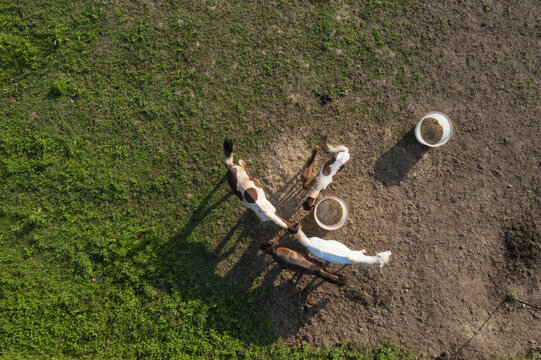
[219,1,540,359]
[229,1,541,359]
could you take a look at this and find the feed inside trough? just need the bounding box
[420,117,444,144]
[317,198,343,225]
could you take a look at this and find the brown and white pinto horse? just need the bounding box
[260,244,346,286]
[299,145,319,188]
[223,139,298,233]
[303,141,350,210]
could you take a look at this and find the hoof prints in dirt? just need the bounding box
[503,216,540,269]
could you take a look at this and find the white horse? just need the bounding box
[294,227,391,267]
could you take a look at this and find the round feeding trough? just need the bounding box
[414,112,453,147]
[314,196,348,231]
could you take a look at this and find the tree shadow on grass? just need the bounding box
[374,127,429,186]
[152,175,328,346]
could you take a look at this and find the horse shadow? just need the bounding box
[266,166,330,238]
[255,230,335,339]
[269,168,310,219]
[256,261,332,339]
[152,175,329,346]
[374,127,429,186]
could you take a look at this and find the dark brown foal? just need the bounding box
[260,244,346,286]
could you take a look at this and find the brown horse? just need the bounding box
[260,244,346,286]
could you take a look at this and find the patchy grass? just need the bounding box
[1,0,444,358]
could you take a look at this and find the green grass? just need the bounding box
[0,0,444,358]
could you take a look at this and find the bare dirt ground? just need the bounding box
[216,1,539,359]
[225,1,541,359]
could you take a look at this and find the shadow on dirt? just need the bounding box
[448,297,508,360]
[152,174,328,345]
[256,252,332,339]
[270,168,310,219]
[374,127,429,186]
